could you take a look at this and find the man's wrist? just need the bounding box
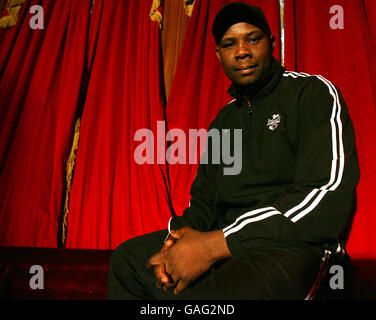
[206,230,232,262]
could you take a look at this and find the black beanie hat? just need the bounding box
[212,2,271,44]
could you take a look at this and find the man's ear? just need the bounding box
[270,36,276,53]
[215,47,221,62]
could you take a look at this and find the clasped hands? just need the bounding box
[146,226,231,295]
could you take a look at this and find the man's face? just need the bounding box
[216,22,275,87]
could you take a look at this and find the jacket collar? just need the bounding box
[228,57,285,106]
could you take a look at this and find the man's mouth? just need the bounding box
[235,65,257,74]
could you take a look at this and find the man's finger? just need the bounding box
[161,238,175,252]
[154,264,170,285]
[146,251,164,268]
[174,279,190,295]
[163,281,177,289]
[170,229,184,240]
[157,275,170,288]
[164,238,175,248]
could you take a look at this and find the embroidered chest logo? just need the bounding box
[267,114,281,131]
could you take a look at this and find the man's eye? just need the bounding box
[248,37,261,44]
[222,42,234,48]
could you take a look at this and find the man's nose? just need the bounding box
[235,41,252,60]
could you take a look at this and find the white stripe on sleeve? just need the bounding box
[224,210,281,237]
[282,71,345,222]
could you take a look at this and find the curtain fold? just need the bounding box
[66,0,172,249]
[161,0,190,100]
[284,0,376,259]
[165,0,281,217]
[0,0,92,247]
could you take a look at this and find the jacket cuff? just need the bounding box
[223,232,242,256]
[168,216,192,232]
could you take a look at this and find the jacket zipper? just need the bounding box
[247,100,253,114]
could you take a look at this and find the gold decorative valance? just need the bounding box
[149,0,163,29]
[0,0,25,29]
[149,0,195,29]
[183,0,195,17]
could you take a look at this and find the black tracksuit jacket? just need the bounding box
[169,58,360,256]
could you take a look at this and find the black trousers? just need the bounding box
[107,229,324,300]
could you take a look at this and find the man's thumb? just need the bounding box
[146,252,164,268]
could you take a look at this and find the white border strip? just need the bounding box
[279,0,285,66]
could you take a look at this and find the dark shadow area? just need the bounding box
[0,246,375,300]
[313,253,376,300]
[0,246,113,300]
[352,259,376,300]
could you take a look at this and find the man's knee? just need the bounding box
[109,230,166,271]
[109,240,134,271]
[107,239,143,299]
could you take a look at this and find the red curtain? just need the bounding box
[1,0,375,259]
[65,0,172,249]
[284,0,376,259]
[0,0,91,247]
[166,0,281,217]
